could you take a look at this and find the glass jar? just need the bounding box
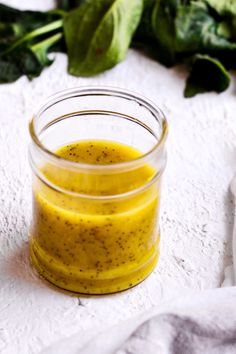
[29,87,168,294]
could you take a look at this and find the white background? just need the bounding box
[0,1,236,353]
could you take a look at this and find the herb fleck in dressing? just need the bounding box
[30,140,160,294]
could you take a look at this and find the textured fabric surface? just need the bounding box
[116,313,236,354]
[43,287,236,354]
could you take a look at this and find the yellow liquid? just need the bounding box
[30,140,160,294]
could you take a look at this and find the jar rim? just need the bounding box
[29,86,168,172]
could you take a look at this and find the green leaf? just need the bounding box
[137,0,182,66]
[56,0,85,11]
[30,32,63,66]
[175,2,210,52]
[0,30,63,84]
[1,19,63,56]
[175,1,236,53]
[63,0,143,76]
[0,48,43,83]
[217,21,232,39]
[216,16,236,43]
[203,0,236,16]
[0,4,64,57]
[134,0,192,66]
[149,0,179,66]
[0,4,64,84]
[184,54,230,97]
[0,59,21,83]
[136,0,236,68]
[0,22,15,38]
[0,33,64,84]
[0,4,62,35]
[135,0,155,40]
[132,0,158,60]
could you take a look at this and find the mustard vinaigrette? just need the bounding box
[30,140,160,294]
[29,87,168,294]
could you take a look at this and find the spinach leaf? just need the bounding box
[1,19,63,56]
[1,0,236,97]
[63,0,143,76]
[203,0,236,16]
[0,59,21,83]
[0,48,44,83]
[175,1,236,53]
[175,2,211,53]
[0,31,63,84]
[184,54,230,97]
[135,0,180,66]
[137,0,236,70]
[150,0,179,66]
[30,32,63,66]
[135,0,155,40]
[0,4,62,35]
[0,5,63,55]
[56,0,85,11]
[132,0,158,61]
[0,4,64,83]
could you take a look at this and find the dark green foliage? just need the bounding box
[135,0,179,66]
[0,4,63,83]
[56,0,85,11]
[175,2,236,53]
[184,54,230,97]
[0,48,44,83]
[1,0,236,96]
[135,0,236,96]
[203,0,236,16]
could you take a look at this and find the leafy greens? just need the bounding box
[63,0,143,76]
[1,0,236,97]
[184,54,230,97]
[0,4,63,83]
[135,0,236,96]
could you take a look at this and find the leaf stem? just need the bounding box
[1,19,63,56]
[30,32,63,52]
[30,32,63,64]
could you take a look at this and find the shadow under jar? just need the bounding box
[29,87,168,295]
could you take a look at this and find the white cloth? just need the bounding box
[41,176,236,354]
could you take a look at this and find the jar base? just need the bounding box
[29,238,160,295]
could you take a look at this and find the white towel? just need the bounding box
[41,176,236,354]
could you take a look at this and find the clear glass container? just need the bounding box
[29,87,168,294]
